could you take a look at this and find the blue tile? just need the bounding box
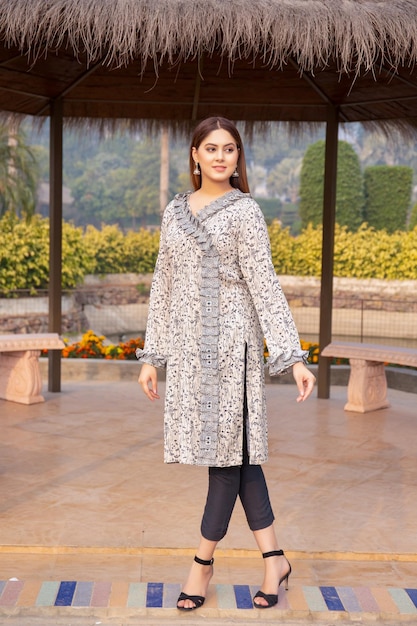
[320,586,345,611]
[406,589,417,608]
[55,581,76,606]
[146,582,163,608]
[234,584,253,609]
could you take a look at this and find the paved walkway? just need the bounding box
[0,377,416,625]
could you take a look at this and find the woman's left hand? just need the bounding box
[292,361,316,402]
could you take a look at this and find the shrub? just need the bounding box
[82,224,126,274]
[123,229,160,273]
[364,165,412,233]
[0,212,50,293]
[299,140,364,231]
[267,221,294,274]
[408,202,417,230]
[2,214,417,293]
[288,223,323,276]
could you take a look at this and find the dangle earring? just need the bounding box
[231,167,239,178]
[193,162,200,175]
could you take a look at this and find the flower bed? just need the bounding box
[50,331,323,364]
[43,330,144,360]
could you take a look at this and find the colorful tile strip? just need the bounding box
[0,580,417,616]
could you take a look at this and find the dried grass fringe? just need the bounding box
[1,0,417,73]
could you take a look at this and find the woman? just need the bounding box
[137,117,316,610]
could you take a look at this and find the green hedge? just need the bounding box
[299,140,364,231]
[364,165,412,233]
[1,214,417,294]
[0,215,160,294]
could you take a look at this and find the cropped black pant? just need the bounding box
[200,384,275,542]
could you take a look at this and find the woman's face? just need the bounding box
[192,128,239,186]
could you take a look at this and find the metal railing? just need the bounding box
[1,291,416,348]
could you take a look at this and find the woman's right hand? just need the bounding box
[138,363,160,401]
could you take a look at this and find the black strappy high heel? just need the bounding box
[176,555,214,611]
[253,549,292,609]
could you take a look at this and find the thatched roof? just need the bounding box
[3,0,417,72]
[1,0,417,130]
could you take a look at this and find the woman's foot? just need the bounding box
[253,550,291,608]
[177,555,214,610]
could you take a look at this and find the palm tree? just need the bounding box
[0,120,39,219]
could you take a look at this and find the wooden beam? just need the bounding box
[48,98,63,392]
[317,104,339,399]
[36,62,102,116]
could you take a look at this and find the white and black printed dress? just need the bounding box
[136,189,307,467]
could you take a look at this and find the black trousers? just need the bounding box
[200,374,275,542]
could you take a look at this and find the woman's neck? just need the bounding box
[189,183,235,216]
[196,180,234,198]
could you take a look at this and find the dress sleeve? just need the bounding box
[136,209,172,368]
[238,200,308,376]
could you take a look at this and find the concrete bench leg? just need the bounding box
[345,358,390,413]
[0,350,44,404]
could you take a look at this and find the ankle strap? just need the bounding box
[194,555,214,566]
[262,549,284,559]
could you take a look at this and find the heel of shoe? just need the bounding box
[281,564,291,590]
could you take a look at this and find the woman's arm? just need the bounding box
[238,200,310,377]
[136,208,172,369]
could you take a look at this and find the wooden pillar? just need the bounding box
[317,105,339,398]
[48,98,63,392]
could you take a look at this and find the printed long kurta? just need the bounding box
[137,189,307,467]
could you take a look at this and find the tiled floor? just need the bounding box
[1,379,416,623]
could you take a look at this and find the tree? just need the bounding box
[0,122,39,219]
[266,156,302,203]
[299,139,364,230]
[364,165,413,232]
[70,153,129,226]
[69,138,179,228]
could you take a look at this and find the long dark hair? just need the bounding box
[189,117,250,193]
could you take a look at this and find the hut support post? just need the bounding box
[48,98,63,392]
[317,105,339,398]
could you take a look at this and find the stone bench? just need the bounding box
[321,341,417,413]
[0,333,64,404]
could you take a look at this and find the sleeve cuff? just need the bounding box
[267,348,309,376]
[135,349,167,369]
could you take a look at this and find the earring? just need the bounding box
[231,167,239,178]
[193,162,200,175]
